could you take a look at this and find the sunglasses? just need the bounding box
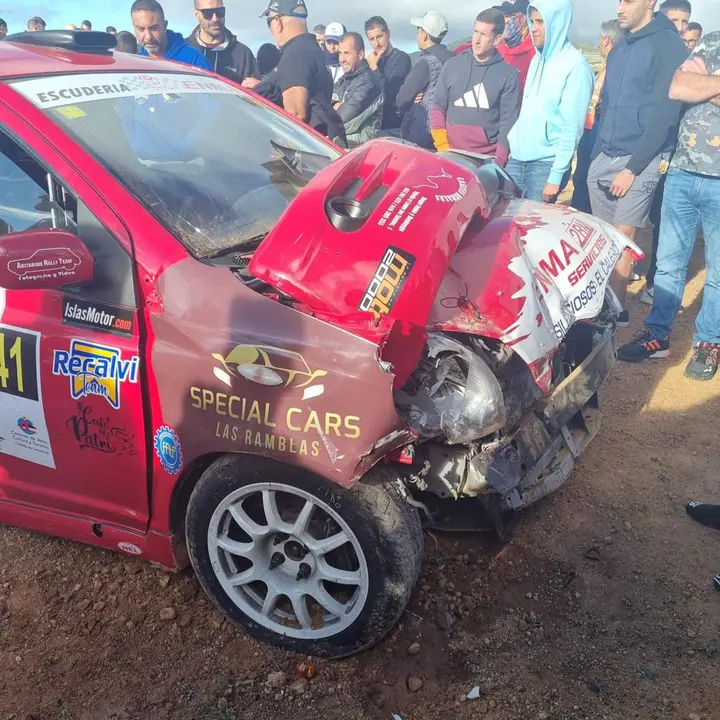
[266,14,284,27]
[199,7,226,20]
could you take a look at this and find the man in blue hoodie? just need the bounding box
[131,0,211,70]
[505,0,593,204]
[588,0,687,325]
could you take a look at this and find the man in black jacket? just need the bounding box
[186,0,258,83]
[365,16,412,135]
[333,32,383,147]
[588,0,687,326]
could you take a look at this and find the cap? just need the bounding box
[494,0,530,15]
[410,11,448,39]
[324,21,346,41]
[260,0,308,18]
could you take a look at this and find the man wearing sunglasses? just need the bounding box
[187,0,258,83]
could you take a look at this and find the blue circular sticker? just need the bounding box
[154,425,183,475]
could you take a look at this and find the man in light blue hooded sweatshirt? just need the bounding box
[506,0,594,203]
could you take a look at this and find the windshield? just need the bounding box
[10,72,341,258]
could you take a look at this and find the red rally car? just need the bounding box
[0,31,641,658]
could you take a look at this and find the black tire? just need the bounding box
[185,454,423,658]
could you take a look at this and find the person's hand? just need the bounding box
[682,56,708,75]
[711,95,720,107]
[414,92,424,104]
[542,182,560,203]
[242,77,260,89]
[610,169,635,198]
[367,51,380,71]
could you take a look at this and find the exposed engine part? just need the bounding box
[394,333,506,445]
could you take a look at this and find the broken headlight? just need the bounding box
[394,333,506,445]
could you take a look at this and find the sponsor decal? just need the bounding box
[0,325,55,468]
[118,542,142,555]
[190,386,361,458]
[566,217,596,249]
[52,339,139,410]
[500,204,639,373]
[12,72,235,110]
[63,297,134,337]
[377,187,427,233]
[212,345,327,398]
[66,402,136,455]
[414,168,468,203]
[359,246,415,322]
[16,417,38,435]
[8,247,84,284]
[154,425,183,475]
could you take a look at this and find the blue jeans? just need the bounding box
[646,167,720,346]
[505,159,570,203]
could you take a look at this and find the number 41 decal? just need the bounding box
[0,327,39,402]
[0,332,24,394]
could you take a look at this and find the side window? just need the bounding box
[0,131,135,307]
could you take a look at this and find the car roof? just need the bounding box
[0,41,205,81]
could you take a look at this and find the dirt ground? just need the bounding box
[1,233,719,720]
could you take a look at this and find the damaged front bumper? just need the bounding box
[427,325,615,510]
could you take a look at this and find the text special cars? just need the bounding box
[0,32,640,657]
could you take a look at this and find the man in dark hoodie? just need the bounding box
[186,0,258,83]
[132,0,211,69]
[430,8,520,166]
[588,0,687,326]
[396,11,452,149]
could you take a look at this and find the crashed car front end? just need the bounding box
[166,139,639,523]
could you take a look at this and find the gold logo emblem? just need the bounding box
[212,345,327,399]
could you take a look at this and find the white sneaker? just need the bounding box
[640,286,654,306]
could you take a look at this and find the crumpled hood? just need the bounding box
[249,140,488,386]
[528,0,573,59]
[249,142,640,391]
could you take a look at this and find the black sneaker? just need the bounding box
[617,310,630,328]
[686,502,720,531]
[684,342,719,381]
[617,329,670,362]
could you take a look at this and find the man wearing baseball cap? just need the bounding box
[247,0,343,143]
[494,0,536,93]
[395,11,452,149]
[324,21,347,82]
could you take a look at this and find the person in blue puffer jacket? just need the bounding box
[131,0,212,70]
[506,0,594,203]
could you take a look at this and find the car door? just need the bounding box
[0,109,149,533]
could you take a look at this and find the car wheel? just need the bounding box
[185,455,423,658]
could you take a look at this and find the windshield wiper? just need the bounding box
[205,234,269,266]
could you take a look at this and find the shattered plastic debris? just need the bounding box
[392,715,403,720]
[466,686,482,700]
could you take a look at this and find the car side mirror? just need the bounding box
[0,229,94,290]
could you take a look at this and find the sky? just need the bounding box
[5,0,718,52]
